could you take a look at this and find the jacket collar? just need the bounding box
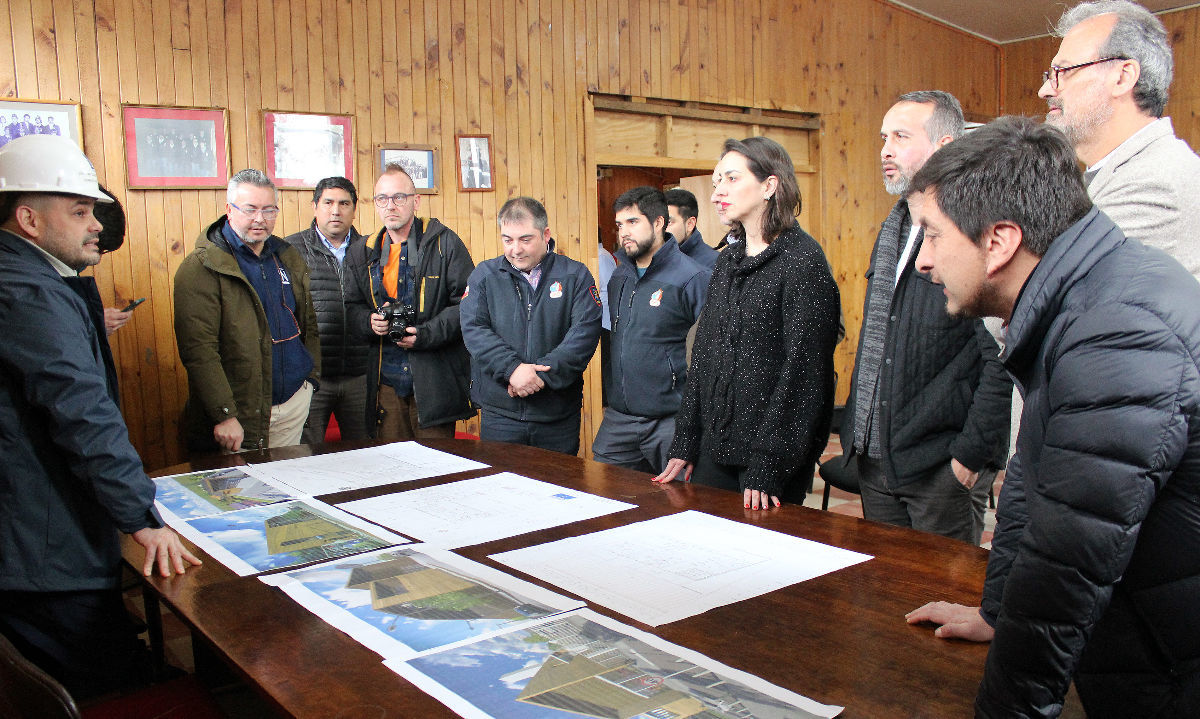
[0,228,76,278]
[727,221,800,275]
[1001,206,1124,374]
[678,228,705,255]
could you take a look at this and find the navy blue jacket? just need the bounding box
[678,229,719,270]
[0,230,162,592]
[461,243,602,422]
[607,237,708,417]
[977,208,1200,717]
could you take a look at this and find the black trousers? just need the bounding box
[0,587,149,701]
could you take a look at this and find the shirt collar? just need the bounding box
[22,237,78,277]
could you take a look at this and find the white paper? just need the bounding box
[385,608,843,718]
[490,510,873,626]
[336,472,636,548]
[245,441,489,495]
[173,499,409,576]
[260,545,584,660]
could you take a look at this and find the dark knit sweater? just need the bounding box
[668,222,841,497]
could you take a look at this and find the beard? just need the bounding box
[882,164,912,195]
[1046,97,1114,149]
[623,235,655,263]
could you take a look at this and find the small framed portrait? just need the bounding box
[455,134,494,192]
[378,143,438,194]
[0,98,82,149]
[122,105,230,189]
[265,111,354,189]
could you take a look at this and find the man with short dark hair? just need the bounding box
[284,176,371,444]
[593,187,708,472]
[840,90,1012,545]
[348,164,476,440]
[1039,0,1200,280]
[664,188,718,270]
[174,169,321,452]
[461,197,602,455]
[906,115,1200,718]
[0,135,200,699]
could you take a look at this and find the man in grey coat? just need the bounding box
[1039,0,1200,280]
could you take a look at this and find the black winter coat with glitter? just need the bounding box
[668,221,841,499]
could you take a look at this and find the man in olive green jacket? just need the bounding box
[174,170,320,453]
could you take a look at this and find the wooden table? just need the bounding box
[127,439,991,718]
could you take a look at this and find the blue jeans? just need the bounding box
[480,409,580,455]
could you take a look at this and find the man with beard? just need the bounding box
[906,114,1200,719]
[838,91,1012,545]
[1039,0,1200,281]
[592,186,708,472]
[0,135,199,699]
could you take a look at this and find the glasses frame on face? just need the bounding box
[1041,56,1128,91]
[229,202,280,220]
[373,192,416,208]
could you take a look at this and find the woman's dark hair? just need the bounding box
[721,136,800,244]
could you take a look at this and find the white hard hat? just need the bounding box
[0,135,112,202]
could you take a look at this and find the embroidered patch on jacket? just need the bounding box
[549,281,564,299]
[649,288,663,307]
[462,284,470,299]
[589,285,602,307]
[278,266,292,285]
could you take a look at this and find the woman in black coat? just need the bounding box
[655,137,841,510]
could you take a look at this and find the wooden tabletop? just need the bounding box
[127,439,990,718]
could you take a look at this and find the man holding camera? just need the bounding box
[347,163,476,440]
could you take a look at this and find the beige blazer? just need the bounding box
[1089,117,1200,282]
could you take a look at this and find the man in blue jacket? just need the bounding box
[0,135,199,699]
[906,116,1200,718]
[664,188,719,270]
[461,197,602,455]
[594,187,708,472]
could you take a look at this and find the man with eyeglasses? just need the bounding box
[283,176,372,444]
[345,163,475,440]
[174,168,320,453]
[1039,0,1200,281]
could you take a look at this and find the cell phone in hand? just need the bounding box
[121,298,147,312]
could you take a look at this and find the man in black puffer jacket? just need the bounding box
[907,117,1200,719]
[284,176,371,443]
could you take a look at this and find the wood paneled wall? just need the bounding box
[2,0,1004,469]
[1000,5,1200,151]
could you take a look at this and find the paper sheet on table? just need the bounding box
[172,498,409,576]
[490,510,873,626]
[244,441,488,495]
[260,545,584,660]
[153,467,297,521]
[385,608,843,718]
[336,472,636,548]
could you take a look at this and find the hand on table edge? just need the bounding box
[905,601,994,642]
[132,526,202,578]
[653,458,693,484]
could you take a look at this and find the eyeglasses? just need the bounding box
[373,192,416,208]
[1041,56,1127,91]
[229,202,280,220]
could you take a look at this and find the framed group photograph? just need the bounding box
[0,98,82,149]
[265,111,354,189]
[456,134,493,192]
[122,105,229,189]
[378,143,438,194]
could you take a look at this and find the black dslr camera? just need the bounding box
[381,303,418,342]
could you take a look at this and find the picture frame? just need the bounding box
[121,105,230,189]
[0,98,82,149]
[265,111,354,189]
[378,143,438,194]
[455,134,494,192]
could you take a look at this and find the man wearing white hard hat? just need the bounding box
[0,134,200,699]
